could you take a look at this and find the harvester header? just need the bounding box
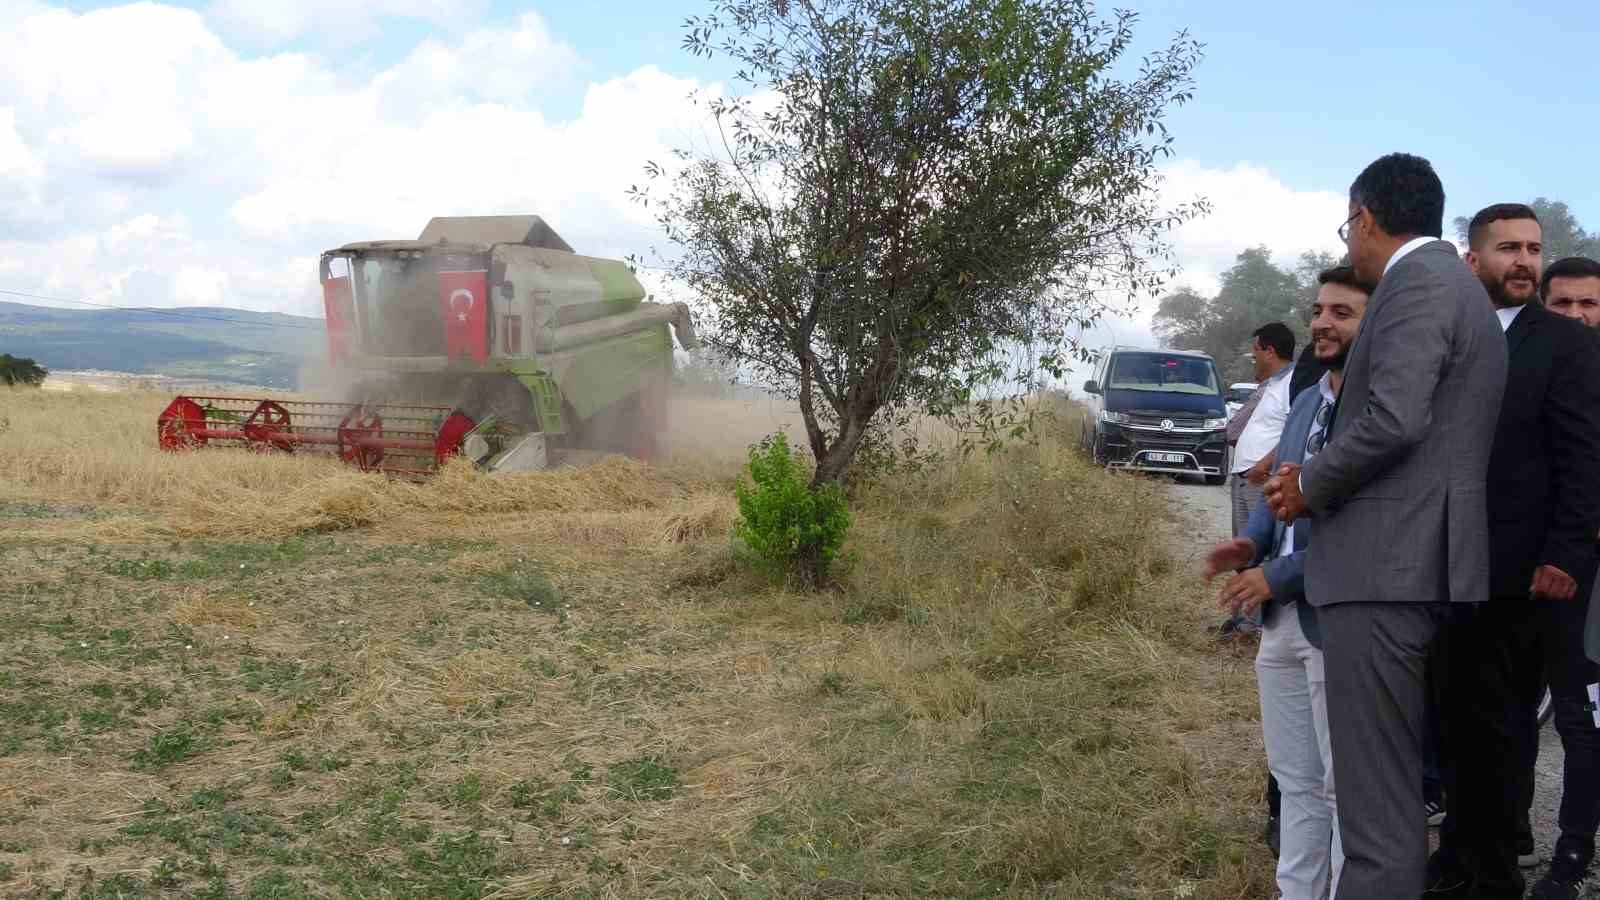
[158,216,698,476]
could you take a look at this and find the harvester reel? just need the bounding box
[337,405,387,471]
[157,395,473,478]
[157,396,208,450]
[241,400,295,453]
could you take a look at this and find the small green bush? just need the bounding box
[734,433,852,585]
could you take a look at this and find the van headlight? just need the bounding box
[1204,416,1228,430]
[1100,410,1130,424]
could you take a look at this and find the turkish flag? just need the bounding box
[322,276,354,363]
[437,270,489,364]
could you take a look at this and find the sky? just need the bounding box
[3,0,1598,357]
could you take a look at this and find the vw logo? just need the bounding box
[1160,419,1175,432]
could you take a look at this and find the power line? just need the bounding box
[0,287,323,331]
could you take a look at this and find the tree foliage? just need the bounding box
[0,354,48,387]
[634,0,1204,486]
[1152,247,1335,383]
[1453,197,1599,263]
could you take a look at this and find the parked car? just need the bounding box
[1226,382,1258,419]
[1080,346,1230,485]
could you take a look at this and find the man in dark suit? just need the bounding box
[1202,265,1370,899]
[1427,206,1600,900]
[1265,153,1508,900]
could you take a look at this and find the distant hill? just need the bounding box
[0,302,324,388]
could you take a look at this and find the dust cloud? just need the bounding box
[659,388,809,462]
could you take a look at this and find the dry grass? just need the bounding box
[0,385,1271,898]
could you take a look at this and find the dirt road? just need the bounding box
[1162,478,1578,888]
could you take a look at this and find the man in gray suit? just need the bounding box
[1265,153,1508,900]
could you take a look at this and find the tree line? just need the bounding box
[1154,197,1594,385]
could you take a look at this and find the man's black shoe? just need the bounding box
[1424,851,1472,898]
[1263,814,1279,858]
[1530,844,1590,900]
[1420,874,1472,899]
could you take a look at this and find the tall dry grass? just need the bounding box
[643,401,1271,897]
[0,384,1271,897]
[0,387,738,539]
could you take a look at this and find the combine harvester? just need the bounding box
[157,216,698,476]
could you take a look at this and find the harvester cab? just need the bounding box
[158,216,699,476]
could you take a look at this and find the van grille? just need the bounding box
[1127,413,1206,429]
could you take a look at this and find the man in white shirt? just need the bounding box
[1228,322,1297,538]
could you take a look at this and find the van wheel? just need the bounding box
[1205,473,1226,486]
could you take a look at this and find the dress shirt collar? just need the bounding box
[1383,235,1439,276]
[1496,304,1525,332]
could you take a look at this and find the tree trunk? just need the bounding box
[790,541,826,589]
[810,411,869,489]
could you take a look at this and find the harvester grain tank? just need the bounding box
[157,216,698,475]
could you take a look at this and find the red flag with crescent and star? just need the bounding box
[322,275,354,363]
[437,270,489,363]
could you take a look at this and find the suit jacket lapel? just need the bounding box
[1506,302,1540,357]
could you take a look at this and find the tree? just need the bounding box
[1151,287,1212,351]
[1454,197,1600,263]
[0,354,48,387]
[1293,250,1340,310]
[636,0,1204,488]
[1150,247,1316,383]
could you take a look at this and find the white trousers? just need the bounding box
[1257,601,1344,900]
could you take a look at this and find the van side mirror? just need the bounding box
[1083,379,1101,395]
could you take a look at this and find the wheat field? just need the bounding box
[0,385,1271,898]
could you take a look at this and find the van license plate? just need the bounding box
[1147,452,1185,464]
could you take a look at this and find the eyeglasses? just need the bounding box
[1337,210,1362,243]
[1307,401,1334,454]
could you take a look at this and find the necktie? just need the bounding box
[1225,383,1266,445]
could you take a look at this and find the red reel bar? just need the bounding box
[156,395,474,477]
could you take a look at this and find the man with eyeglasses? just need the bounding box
[1426,207,1600,900]
[1264,153,1507,899]
[1202,265,1369,900]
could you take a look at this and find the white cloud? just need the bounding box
[1156,159,1350,300]
[0,2,712,317]
[372,12,583,108]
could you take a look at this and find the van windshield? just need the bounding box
[1107,353,1220,395]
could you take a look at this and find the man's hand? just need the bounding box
[1265,462,1308,523]
[1244,454,1275,486]
[1218,567,1274,616]
[1531,564,1578,601]
[1202,538,1258,582]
